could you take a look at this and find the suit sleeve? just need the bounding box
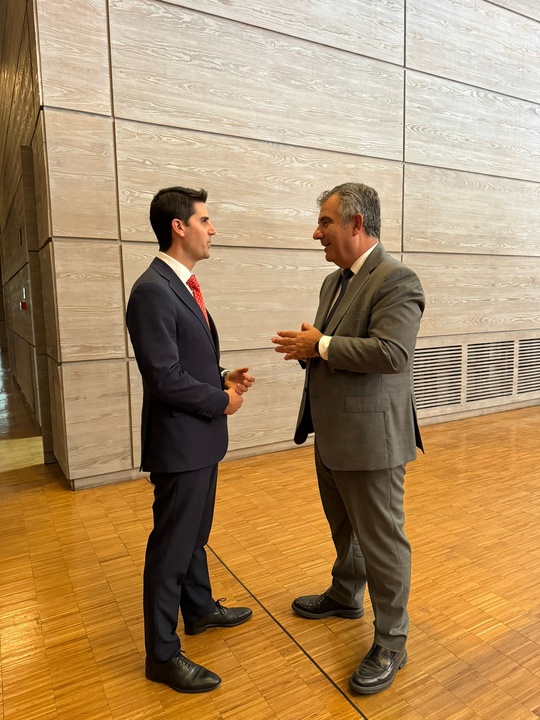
[126,281,229,418]
[327,265,425,374]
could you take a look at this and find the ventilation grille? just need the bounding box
[518,338,540,394]
[413,346,462,409]
[466,341,514,402]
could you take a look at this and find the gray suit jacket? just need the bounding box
[294,244,425,472]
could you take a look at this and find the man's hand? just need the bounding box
[225,367,255,395]
[224,387,243,415]
[271,322,323,361]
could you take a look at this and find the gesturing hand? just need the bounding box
[271,322,323,361]
[225,367,255,395]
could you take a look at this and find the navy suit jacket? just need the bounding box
[126,257,229,473]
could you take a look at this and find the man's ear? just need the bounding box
[352,213,364,235]
[171,218,185,237]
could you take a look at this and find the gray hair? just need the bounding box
[317,182,380,239]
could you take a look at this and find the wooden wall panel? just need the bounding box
[128,359,142,468]
[35,0,111,114]
[0,0,26,226]
[407,0,540,103]
[32,113,52,248]
[110,0,404,159]
[5,264,33,344]
[53,239,126,361]
[12,331,36,412]
[62,360,131,480]
[47,356,68,475]
[39,242,59,361]
[116,121,403,251]
[405,253,540,337]
[406,71,540,182]
[44,109,118,239]
[1,179,27,284]
[121,243,333,352]
[171,0,404,65]
[488,0,540,21]
[1,19,39,228]
[221,348,305,453]
[404,165,540,256]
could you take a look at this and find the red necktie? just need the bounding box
[187,274,209,326]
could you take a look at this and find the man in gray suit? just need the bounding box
[272,182,424,695]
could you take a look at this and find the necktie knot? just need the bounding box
[187,274,209,326]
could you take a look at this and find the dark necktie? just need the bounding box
[187,274,209,326]
[322,268,354,332]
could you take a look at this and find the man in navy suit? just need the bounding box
[127,186,254,693]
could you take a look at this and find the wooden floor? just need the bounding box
[1,353,540,720]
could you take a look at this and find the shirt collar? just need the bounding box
[349,242,379,275]
[157,251,192,286]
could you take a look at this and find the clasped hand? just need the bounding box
[271,322,322,361]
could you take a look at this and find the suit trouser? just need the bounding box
[144,465,218,662]
[315,442,410,651]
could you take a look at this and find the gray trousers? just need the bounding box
[315,442,410,651]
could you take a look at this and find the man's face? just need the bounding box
[313,194,359,268]
[178,202,216,267]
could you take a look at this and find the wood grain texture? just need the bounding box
[47,355,68,475]
[53,239,126,361]
[221,348,306,453]
[44,109,118,239]
[4,264,34,344]
[404,165,540,256]
[1,18,38,229]
[35,0,111,114]
[407,0,540,103]
[406,70,540,182]
[39,242,60,361]
[122,243,334,352]
[0,0,26,224]
[488,0,540,21]
[109,0,404,159]
[1,178,27,284]
[128,358,142,468]
[62,359,131,479]
[116,120,403,251]
[405,253,540,337]
[31,113,52,248]
[12,332,36,413]
[169,0,404,65]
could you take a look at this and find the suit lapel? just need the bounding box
[150,258,218,353]
[314,270,341,331]
[324,244,386,335]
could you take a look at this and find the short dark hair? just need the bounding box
[149,186,208,251]
[318,182,380,239]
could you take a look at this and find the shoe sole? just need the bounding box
[348,652,408,695]
[292,602,364,620]
[184,611,253,636]
[145,670,221,693]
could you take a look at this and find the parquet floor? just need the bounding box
[1,351,539,719]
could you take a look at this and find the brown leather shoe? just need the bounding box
[145,651,221,693]
[349,644,407,694]
[184,600,253,636]
[292,591,364,619]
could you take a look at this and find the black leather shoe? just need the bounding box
[184,600,253,636]
[145,652,221,693]
[292,591,364,619]
[349,644,407,694]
